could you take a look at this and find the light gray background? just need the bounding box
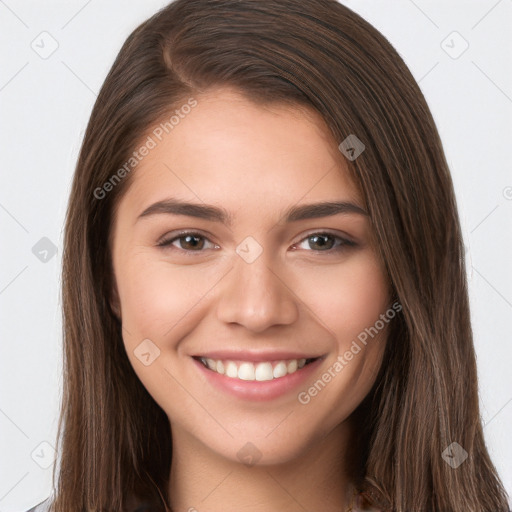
[1,1,511,510]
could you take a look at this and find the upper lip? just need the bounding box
[192,350,325,362]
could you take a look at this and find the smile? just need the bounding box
[191,350,326,401]
[195,356,319,381]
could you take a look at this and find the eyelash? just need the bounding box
[156,230,357,256]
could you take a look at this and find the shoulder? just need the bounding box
[25,497,52,512]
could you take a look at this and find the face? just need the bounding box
[110,88,392,465]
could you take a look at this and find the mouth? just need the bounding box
[192,355,322,382]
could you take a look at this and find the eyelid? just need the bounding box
[156,229,218,249]
[295,228,356,245]
[157,228,356,254]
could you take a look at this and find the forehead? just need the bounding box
[119,88,363,220]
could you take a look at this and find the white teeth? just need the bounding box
[198,357,315,381]
[238,362,255,380]
[225,361,238,378]
[287,360,298,373]
[254,362,274,381]
[273,361,287,378]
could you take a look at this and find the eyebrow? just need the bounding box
[137,198,368,225]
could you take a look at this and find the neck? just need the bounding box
[166,418,358,512]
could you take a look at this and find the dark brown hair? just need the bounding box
[53,0,510,510]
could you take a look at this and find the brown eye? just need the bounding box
[307,234,336,251]
[292,232,356,253]
[175,234,205,250]
[157,231,218,253]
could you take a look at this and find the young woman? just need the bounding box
[27,0,510,511]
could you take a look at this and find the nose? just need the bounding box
[215,248,299,333]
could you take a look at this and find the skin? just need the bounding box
[110,88,392,512]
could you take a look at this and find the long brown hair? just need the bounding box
[53,0,510,510]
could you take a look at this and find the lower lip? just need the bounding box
[192,357,325,401]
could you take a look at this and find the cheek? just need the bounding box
[119,258,181,335]
[293,255,390,422]
[112,253,164,346]
[115,253,223,347]
[294,251,390,345]
[115,254,210,411]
